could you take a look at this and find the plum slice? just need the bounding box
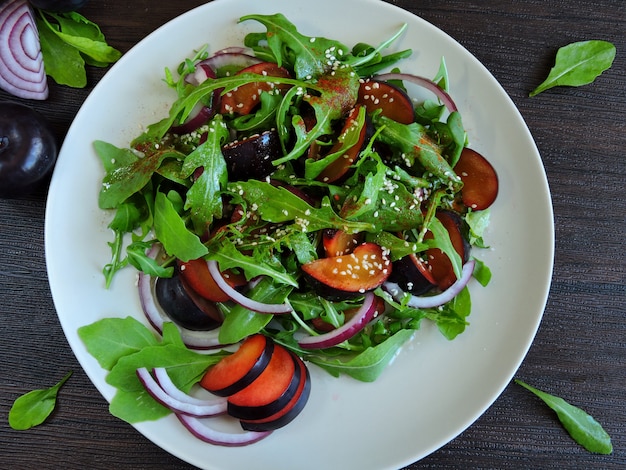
[154,273,222,331]
[240,352,311,431]
[302,242,392,297]
[200,334,275,397]
[357,79,414,124]
[220,62,291,115]
[322,229,363,257]
[226,344,296,417]
[454,147,499,210]
[420,210,470,291]
[178,258,246,303]
[388,254,436,296]
[222,129,283,181]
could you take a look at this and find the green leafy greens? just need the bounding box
[78,317,228,423]
[35,10,121,88]
[515,379,613,455]
[92,13,494,393]
[9,372,72,430]
[530,40,616,97]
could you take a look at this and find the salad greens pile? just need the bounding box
[92,13,492,384]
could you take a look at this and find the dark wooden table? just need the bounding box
[1,1,624,468]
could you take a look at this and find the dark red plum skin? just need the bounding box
[222,129,283,181]
[0,102,57,198]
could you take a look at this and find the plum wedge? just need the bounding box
[302,242,392,297]
[454,147,499,210]
[357,79,414,124]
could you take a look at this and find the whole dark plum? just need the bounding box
[28,0,90,12]
[0,102,58,198]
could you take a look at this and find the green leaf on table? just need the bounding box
[9,372,72,430]
[529,40,616,96]
[515,379,613,454]
[36,18,86,87]
[35,10,121,88]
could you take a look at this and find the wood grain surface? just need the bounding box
[1,1,624,468]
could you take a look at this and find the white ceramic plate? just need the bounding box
[45,0,554,468]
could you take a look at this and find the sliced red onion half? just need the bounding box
[213,46,251,56]
[0,0,48,100]
[200,52,262,75]
[298,292,379,350]
[169,64,218,135]
[383,259,475,309]
[153,367,225,408]
[137,245,223,349]
[137,367,227,418]
[207,260,293,314]
[375,72,457,112]
[176,413,272,447]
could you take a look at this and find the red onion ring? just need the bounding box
[0,0,48,100]
[375,72,457,112]
[298,292,379,350]
[137,367,227,417]
[200,52,262,74]
[176,413,272,447]
[153,367,225,408]
[207,260,293,314]
[383,259,475,308]
[137,245,224,349]
[213,46,251,56]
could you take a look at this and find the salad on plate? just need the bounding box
[79,12,499,445]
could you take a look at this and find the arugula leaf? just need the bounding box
[109,388,170,423]
[515,379,613,454]
[95,140,184,209]
[181,115,230,230]
[340,155,426,232]
[426,216,463,280]
[208,238,299,287]
[219,277,292,344]
[345,24,409,69]
[471,258,492,287]
[530,40,616,97]
[9,372,72,430]
[106,342,219,393]
[240,13,350,80]
[304,106,367,180]
[35,10,121,88]
[153,191,208,261]
[274,67,360,165]
[78,316,159,371]
[374,115,461,190]
[431,286,471,339]
[308,329,413,382]
[36,19,87,87]
[125,241,174,278]
[80,317,228,423]
[228,179,374,233]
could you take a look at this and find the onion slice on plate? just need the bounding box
[298,292,379,350]
[176,413,272,447]
[206,260,293,314]
[153,367,226,408]
[375,72,457,112]
[136,367,227,417]
[0,0,48,100]
[383,259,475,309]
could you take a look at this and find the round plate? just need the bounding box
[45,0,554,468]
